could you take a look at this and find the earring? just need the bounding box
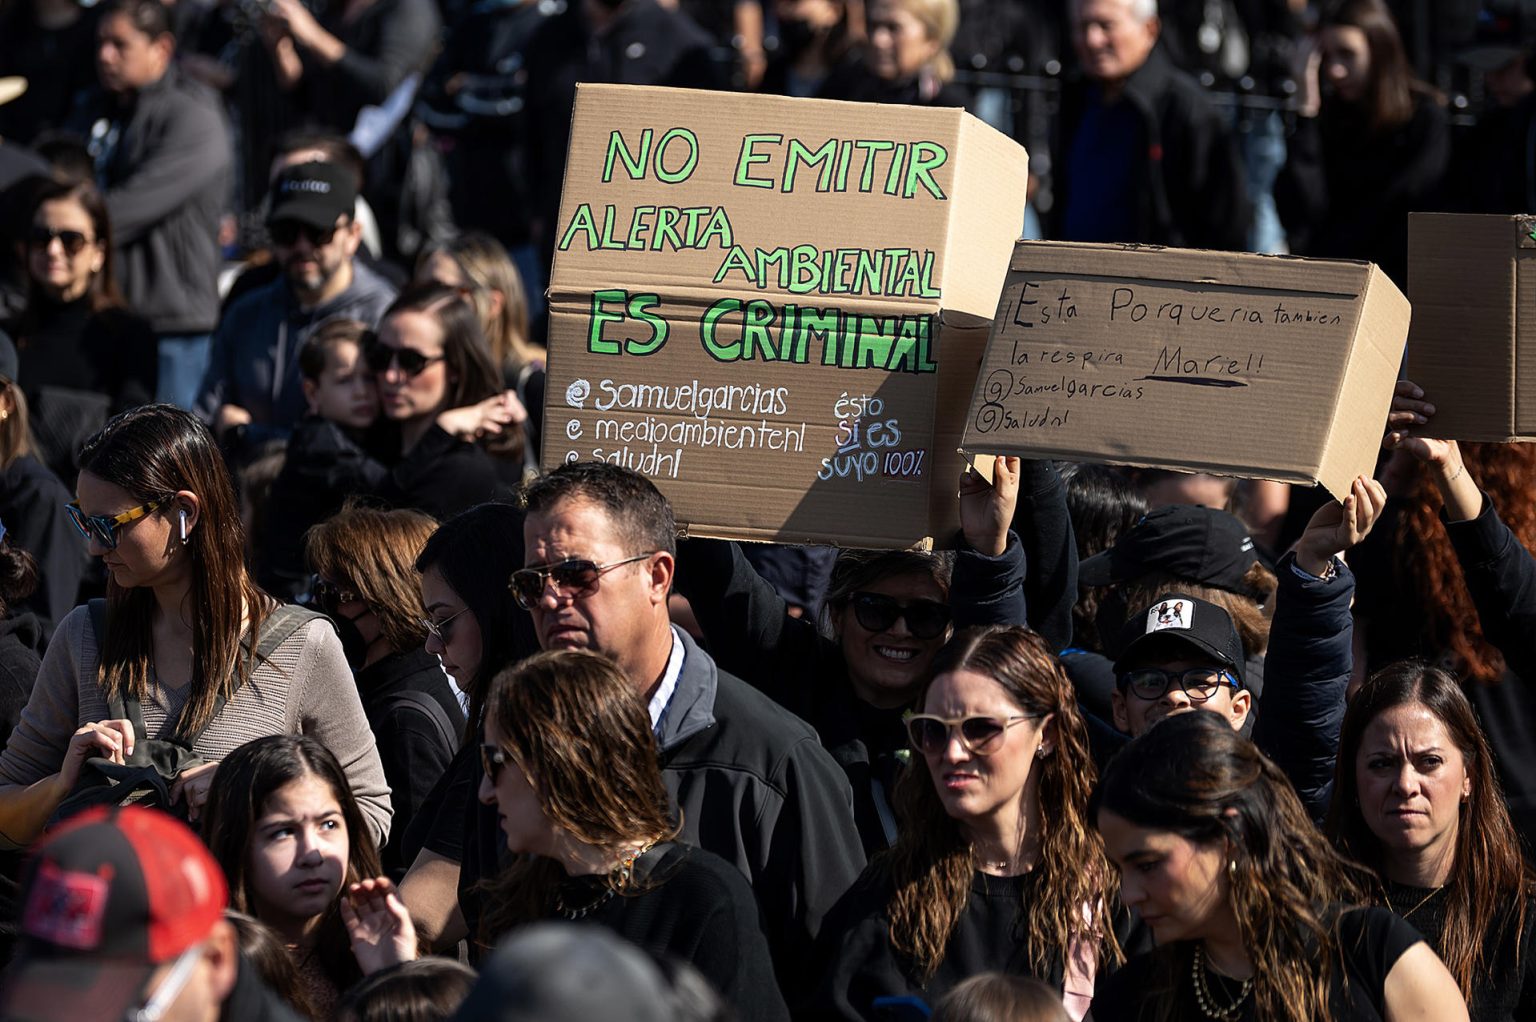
[1228,860,1237,877]
[178,509,189,544]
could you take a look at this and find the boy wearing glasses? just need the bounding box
[194,160,396,459]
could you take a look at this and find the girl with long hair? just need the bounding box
[348,649,789,1021]
[202,734,388,1019]
[1327,662,1535,1020]
[1089,711,1467,1021]
[815,626,1123,1020]
[0,404,390,848]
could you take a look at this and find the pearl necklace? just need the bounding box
[1191,945,1253,1021]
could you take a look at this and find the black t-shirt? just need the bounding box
[1089,906,1423,1021]
[1381,882,1536,1022]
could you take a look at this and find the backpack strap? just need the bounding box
[381,689,460,755]
[251,603,327,662]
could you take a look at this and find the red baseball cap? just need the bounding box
[0,806,229,1022]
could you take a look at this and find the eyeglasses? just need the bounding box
[364,343,445,377]
[64,499,162,550]
[310,577,361,609]
[480,743,509,784]
[509,553,656,610]
[28,225,93,255]
[1118,666,1240,702]
[906,713,1043,756]
[422,604,471,642]
[126,944,202,1022]
[268,220,337,248]
[850,592,951,640]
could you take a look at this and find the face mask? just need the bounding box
[777,17,820,57]
[333,606,371,670]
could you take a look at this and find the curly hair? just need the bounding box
[884,626,1120,983]
[1398,442,1536,681]
[1093,712,1371,1022]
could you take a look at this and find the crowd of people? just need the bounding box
[0,0,1534,1020]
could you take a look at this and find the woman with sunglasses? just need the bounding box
[305,501,465,879]
[7,178,157,490]
[1089,710,1467,1022]
[396,502,539,956]
[673,457,1028,855]
[344,647,789,1021]
[369,283,521,521]
[0,404,391,849]
[813,626,1126,1020]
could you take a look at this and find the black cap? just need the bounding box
[267,161,356,231]
[0,327,17,384]
[1461,5,1530,70]
[1113,593,1245,688]
[1079,505,1257,595]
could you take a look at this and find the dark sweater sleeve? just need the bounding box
[950,530,1027,628]
[1008,459,1077,650]
[1251,551,1354,822]
[808,869,910,1021]
[322,0,440,112]
[1275,115,1326,250]
[1443,493,1536,683]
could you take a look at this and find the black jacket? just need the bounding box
[659,629,866,1004]
[299,0,441,134]
[70,67,232,335]
[1052,46,1251,251]
[0,612,45,755]
[374,424,511,522]
[0,455,86,635]
[356,647,464,879]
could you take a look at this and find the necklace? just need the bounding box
[553,883,616,920]
[1384,884,1443,921]
[1191,945,1253,1021]
[552,841,658,920]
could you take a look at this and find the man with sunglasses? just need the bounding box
[193,160,395,459]
[519,461,864,1003]
[0,806,302,1022]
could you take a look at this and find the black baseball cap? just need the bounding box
[0,806,229,1022]
[267,161,356,231]
[1079,504,1258,595]
[1113,592,1245,689]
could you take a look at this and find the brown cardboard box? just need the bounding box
[1405,212,1536,441]
[959,242,1409,500]
[543,84,1029,548]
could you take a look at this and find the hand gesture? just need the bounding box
[266,0,323,49]
[1294,475,1386,575]
[57,719,135,790]
[958,456,1020,557]
[169,761,220,823]
[342,877,418,975]
[1382,379,1459,469]
[436,390,528,441]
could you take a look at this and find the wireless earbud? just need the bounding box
[178,509,188,542]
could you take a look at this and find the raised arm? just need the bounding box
[1007,459,1078,649]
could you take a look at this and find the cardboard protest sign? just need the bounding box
[1405,213,1536,441]
[959,242,1409,499]
[543,84,1029,548]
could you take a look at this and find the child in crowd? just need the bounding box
[201,734,392,1020]
[337,959,476,1022]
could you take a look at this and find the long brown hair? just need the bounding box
[78,405,271,737]
[885,626,1119,982]
[304,500,437,654]
[479,649,678,945]
[1327,661,1533,1000]
[1319,0,1431,132]
[1093,711,1371,1022]
[1398,442,1536,681]
[417,233,538,373]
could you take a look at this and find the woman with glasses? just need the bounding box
[0,404,391,848]
[673,457,1030,856]
[343,647,789,1021]
[813,625,1127,1020]
[7,178,157,490]
[305,501,464,879]
[1089,710,1467,1022]
[369,283,519,521]
[395,502,539,957]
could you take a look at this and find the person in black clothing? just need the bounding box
[306,503,464,880]
[1276,0,1449,287]
[1327,663,1536,1022]
[370,284,515,521]
[1089,711,1468,1021]
[673,456,1027,857]
[0,0,101,145]
[813,627,1129,1020]
[759,0,858,97]
[10,177,157,490]
[0,523,43,753]
[818,0,967,106]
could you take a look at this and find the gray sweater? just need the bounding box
[0,605,392,845]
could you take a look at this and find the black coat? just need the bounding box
[0,612,45,755]
[1051,46,1252,251]
[0,455,86,635]
[373,424,510,522]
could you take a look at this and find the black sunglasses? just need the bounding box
[364,343,445,377]
[269,220,338,248]
[850,592,951,640]
[480,743,509,784]
[508,553,655,610]
[28,225,93,255]
[309,577,360,609]
[1118,666,1240,702]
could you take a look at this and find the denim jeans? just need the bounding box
[1242,110,1288,254]
[156,333,213,409]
